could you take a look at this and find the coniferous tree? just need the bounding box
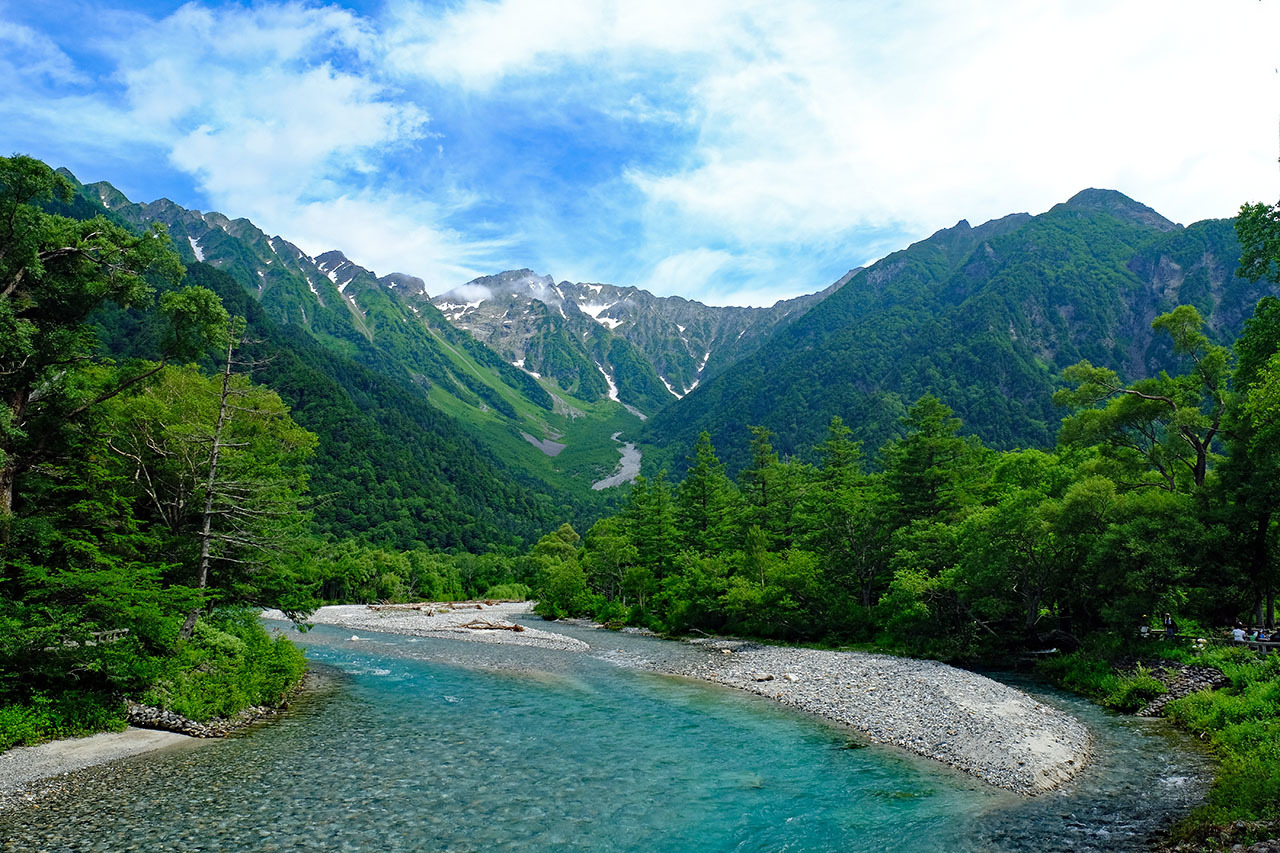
[674,432,740,554]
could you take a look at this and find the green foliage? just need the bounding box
[142,608,306,722]
[1236,200,1280,284]
[482,582,531,601]
[0,158,310,749]
[187,263,567,552]
[0,691,127,751]
[644,195,1261,474]
[1056,306,1228,491]
[1165,655,1280,827]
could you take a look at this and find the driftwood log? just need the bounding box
[457,619,526,632]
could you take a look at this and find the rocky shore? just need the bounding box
[1120,659,1231,717]
[0,670,321,811]
[0,728,203,812]
[644,638,1091,796]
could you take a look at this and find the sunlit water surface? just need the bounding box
[2,620,1211,851]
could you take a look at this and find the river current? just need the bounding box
[2,620,1211,851]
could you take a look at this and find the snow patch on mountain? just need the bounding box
[187,236,204,262]
[595,361,620,402]
[580,302,624,329]
[660,376,684,399]
[511,358,540,378]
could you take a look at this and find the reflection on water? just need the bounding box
[0,622,1211,852]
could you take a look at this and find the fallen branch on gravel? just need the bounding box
[457,619,526,632]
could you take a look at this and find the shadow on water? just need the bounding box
[0,621,1212,852]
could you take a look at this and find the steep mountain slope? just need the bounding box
[643,190,1270,472]
[433,270,851,417]
[66,173,656,506]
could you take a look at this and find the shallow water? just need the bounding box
[1,621,1211,852]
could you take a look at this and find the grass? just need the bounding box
[1163,654,1280,838]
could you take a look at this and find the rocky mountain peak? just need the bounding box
[379,272,429,297]
[85,180,132,212]
[1058,188,1179,232]
[314,250,363,291]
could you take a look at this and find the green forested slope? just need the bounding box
[95,262,570,551]
[643,191,1272,473]
[61,172,634,511]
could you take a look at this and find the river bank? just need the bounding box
[0,728,202,812]
[647,638,1090,795]
[262,601,589,651]
[1,604,1090,804]
[0,666,322,812]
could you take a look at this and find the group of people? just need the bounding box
[1138,613,1180,639]
[1141,614,1276,645]
[1231,622,1275,643]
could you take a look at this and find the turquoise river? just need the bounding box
[2,619,1212,851]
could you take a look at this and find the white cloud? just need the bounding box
[383,0,741,88]
[639,248,735,299]
[625,0,1280,246]
[0,20,85,84]
[282,193,509,292]
[399,0,1280,255]
[9,0,1279,306]
[92,2,485,286]
[440,283,494,304]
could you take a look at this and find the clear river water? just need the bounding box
[3,619,1212,852]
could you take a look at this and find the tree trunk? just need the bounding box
[180,334,236,639]
[0,462,14,520]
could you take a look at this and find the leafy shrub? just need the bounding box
[1164,653,1280,831]
[1104,669,1167,712]
[0,691,126,751]
[483,583,530,601]
[141,608,306,722]
[591,597,629,626]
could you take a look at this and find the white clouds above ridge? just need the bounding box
[2,0,1278,304]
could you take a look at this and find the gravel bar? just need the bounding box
[648,638,1090,796]
[262,601,591,652]
[0,728,202,812]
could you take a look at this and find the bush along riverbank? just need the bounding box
[1038,633,1280,848]
[0,608,307,751]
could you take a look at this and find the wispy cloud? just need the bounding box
[0,19,86,85]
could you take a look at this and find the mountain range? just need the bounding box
[53,165,1275,544]
[642,189,1267,472]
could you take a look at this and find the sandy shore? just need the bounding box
[262,601,590,652]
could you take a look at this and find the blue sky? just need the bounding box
[3,0,1279,306]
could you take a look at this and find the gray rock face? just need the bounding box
[431,268,851,413]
